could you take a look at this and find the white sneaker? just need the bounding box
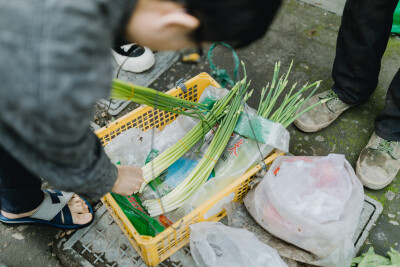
[112,43,155,73]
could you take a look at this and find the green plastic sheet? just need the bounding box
[392,2,400,34]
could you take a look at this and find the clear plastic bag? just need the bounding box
[214,133,274,178]
[244,154,364,267]
[169,133,275,222]
[198,85,228,105]
[190,222,288,267]
[224,202,319,266]
[213,104,288,181]
[141,155,215,200]
[104,127,157,167]
[104,115,198,167]
[105,85,227,168]
[234,113,290,152]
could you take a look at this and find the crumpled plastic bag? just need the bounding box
[104,115,198,167]
[105,85,227,168]
[234,112,289,152]
[190,222,288,267]
[169,135,275,222]
[244,154,364,267]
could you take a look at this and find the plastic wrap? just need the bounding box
[234,113,289,152]
[104,115,198,167]
[190,222,287,267]
[244,154,364,267]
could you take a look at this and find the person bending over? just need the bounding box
[0,0,281,228]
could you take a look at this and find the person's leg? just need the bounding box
[348,0,400,190]
[294,0,398,132]
[375,68,400,141]
[335,0,400,190]
[356,69,400,190]
[332,0,399,105]
[0,145,44,214]
[0,145,92,225]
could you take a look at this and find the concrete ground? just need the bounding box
[1,0,399,265]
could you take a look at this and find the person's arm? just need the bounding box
[0,0,138,199]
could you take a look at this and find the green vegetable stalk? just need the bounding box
[112,79,209,120]
[143,78,250,216]
[257,61,332,127]
[138,80,242,193]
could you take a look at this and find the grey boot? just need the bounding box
[356,132,400,190]
[294,89,353,132]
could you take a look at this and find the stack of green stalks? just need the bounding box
[143,77,250,216]
[256,61,332,126]
[112,79,210,120]
[138,78,244,193]
[131,61,330,217]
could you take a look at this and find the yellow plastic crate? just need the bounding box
[97,73,281,266]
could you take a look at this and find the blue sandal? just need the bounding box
[0,189,93,229]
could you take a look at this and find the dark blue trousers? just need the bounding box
[0,145,44,214]
[332,0,400,141]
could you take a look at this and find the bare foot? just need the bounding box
[67,194,92,224]
[1,194,92,225]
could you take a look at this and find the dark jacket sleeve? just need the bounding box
[0,0,136,199]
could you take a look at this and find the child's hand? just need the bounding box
[112,165,144,196]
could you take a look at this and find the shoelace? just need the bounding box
[375,138,399,159]
[324,90,339,99]
[325,90,339,104]
[323,90,341,111]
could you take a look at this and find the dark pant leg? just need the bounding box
[0,145,44,214]
[375,69,400,141]
[332,0,398,105]
[113,35,130,50]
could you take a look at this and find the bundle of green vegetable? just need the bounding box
[112,79,209,120]
[256,61,331,127]
[136,61,327,217]
[138,80,243,193]
[143,78,250,216]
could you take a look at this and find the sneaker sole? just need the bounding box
[293,117,335,133]
[293,103,354,133]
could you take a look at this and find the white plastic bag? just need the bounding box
[190,222,288,267]
[244,154,364,267]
